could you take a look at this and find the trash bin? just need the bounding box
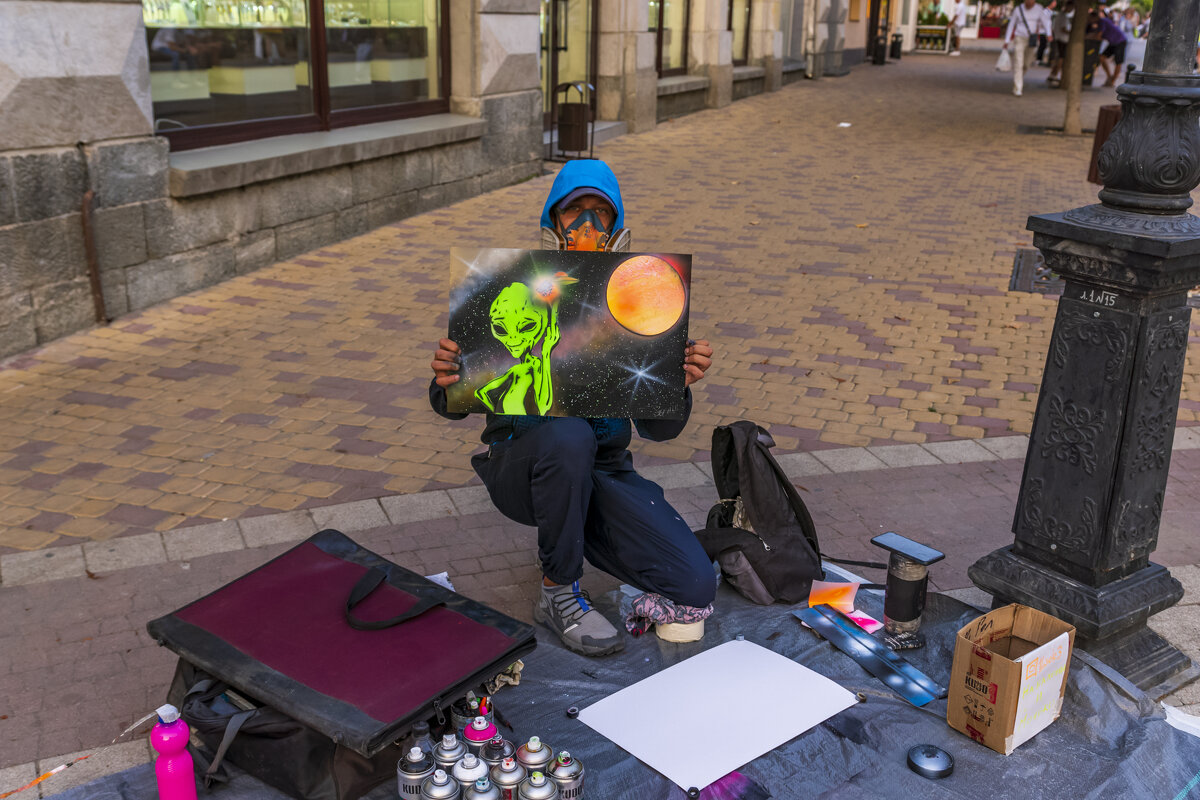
[551,82,594,161]
[890,32,903,59]
[873,34,887,65]
[1087,104,1122,185]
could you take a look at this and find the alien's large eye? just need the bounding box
[492,322,507,337]
[519,321,538,333]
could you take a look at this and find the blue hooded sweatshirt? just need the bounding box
[540,160,625,232]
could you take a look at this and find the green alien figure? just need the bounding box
[476,282,560,415]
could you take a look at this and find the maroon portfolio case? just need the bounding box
[147,529,536,798]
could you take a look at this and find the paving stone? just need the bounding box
[448,486,496,516]
[812,448,889,473]
[639,462,708,489]
[0,763,35,797]
[0,545,85,586]
[34,740,152,796]
[380,490,456,524]
[310,499,389,532]
[775,452,832,478]
[162,520,246,562]
[1174,427,1200,450]
[978,435,1030,460]
[82,533,167,573]
[921,440,999,465]
[868,443,942,468]
[238,509,316,547]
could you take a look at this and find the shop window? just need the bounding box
[728,0,751,66]
[143,0,449,150]
[649,0,690,76]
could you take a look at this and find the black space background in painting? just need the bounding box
[446,248,692,419]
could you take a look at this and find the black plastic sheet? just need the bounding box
[48,587,1200,799]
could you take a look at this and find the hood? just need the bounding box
[540,160,625,231]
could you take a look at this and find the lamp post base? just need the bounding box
[970,546,1193,691]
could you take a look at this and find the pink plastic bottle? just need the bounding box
[151,704,197,800]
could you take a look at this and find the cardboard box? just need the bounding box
[946,603,1075,755]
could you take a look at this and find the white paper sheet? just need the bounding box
[577,640,856,791]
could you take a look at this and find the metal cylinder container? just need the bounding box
[398,747,437,800]
[883,553,929,634]
[489,756,527,800]
[547,751,585,800]
[451,699,493,735]
[421,768,462,800]
[479,735,516,767]
[435,733,469,771]
[452,753,490,786]
[517,771,560,800]
[465,777,503,800]
[515,736,554,774]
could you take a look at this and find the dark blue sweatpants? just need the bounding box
[471,418,716,608]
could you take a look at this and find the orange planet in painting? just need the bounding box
[606,256,686,336]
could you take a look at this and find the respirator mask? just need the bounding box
[540,190,630,252]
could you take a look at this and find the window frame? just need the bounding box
[653,0,691,78]
[156,0,452,152]
[728,0,752,67]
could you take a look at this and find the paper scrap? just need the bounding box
[845,609,883,634]
[424,572,455,590]
[809,580,858,612]
[578,640,856,791]
[837,122,852,127]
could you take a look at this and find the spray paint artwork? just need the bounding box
[447,248,692,419]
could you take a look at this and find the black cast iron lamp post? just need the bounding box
[969,0,1200,691]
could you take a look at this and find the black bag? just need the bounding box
[695,422,825,604]
[148,529,538,800]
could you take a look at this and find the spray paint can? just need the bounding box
[435,732,469,771]
[421,768,462,800]
[489,756,527,800]
[517,771,560,800]
[405,720,437,758]
[452,753,489,786]
[398,746,437,800]
[514,736,554,774]
[452,699,493,734]
[151,704,197,800]
[464,716,498,757]
[547,751,585,800]
[465,777,503,800]
[479,734,516,767]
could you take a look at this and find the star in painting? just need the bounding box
[621,358,666,395]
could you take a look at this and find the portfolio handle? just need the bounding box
[345,567,444,630]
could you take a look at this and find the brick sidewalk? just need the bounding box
[1,52,1182,553]
[4,438,1200,790]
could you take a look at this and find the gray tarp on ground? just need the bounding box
[48,587,1200,799]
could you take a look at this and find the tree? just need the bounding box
[1063,0,1097,136]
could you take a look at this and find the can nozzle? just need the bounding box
[156,704,180,724]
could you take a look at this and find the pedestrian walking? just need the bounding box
[950,0,968,55]
[1047,1,1072,87]
[1096,8,1127,86]
[1003,0,1054,96]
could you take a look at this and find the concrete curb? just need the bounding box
[3,429,1199,589]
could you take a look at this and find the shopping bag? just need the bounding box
[996,48,1012,72]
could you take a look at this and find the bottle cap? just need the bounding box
[501,757,516,770]
[557,751,572,764]
[413,720,430,734]
[442,734,457,747]
[472,716,489,730]
[528,736,542,751]
[530,772,545,785]
[156,704,180,724]
[476,778,491,789]
[433,769,448,783]
[462,754,478,767]
[408,747,425,762]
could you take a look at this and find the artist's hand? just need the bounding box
[684,339,713,387]
[432,338,462,387]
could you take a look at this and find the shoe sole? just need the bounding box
[534,602,625,657]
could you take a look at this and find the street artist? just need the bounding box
[428,160,716,657]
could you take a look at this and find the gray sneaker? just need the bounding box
[534,582,624,657]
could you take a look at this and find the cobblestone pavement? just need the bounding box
[0,53,1177,553]
[6,51,1200,793]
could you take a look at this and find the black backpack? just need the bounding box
[696,421,882,604]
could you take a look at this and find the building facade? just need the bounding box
[0,0,874,360]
